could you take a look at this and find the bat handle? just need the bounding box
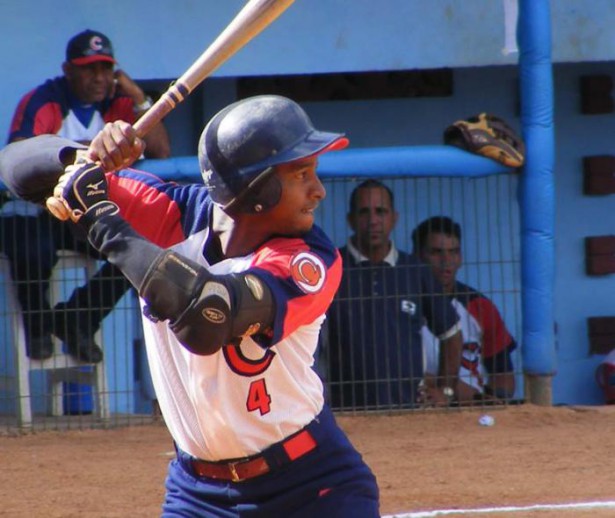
[133,82,192,138]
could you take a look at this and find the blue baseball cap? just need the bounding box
[66,29,115,66]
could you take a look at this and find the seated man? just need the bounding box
[413,216,517,402]
[0,205,129,363]
[1,29,170,362]
[326,180,463,410]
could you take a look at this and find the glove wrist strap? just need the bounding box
[80,200,120,229]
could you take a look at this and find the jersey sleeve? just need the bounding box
[107,167,210,248]
[0,135,82,204]
[8,88,63,142]
[104,96,136,124]
[248,228,342,346]
[466,296,516,358]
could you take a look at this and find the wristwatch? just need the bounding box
[133,95,153,113]
[441,386,455,400]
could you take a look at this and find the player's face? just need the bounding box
[348,186,398,257]
[64,61,115,104]
[267,156,326,235]
[420,232,462,292]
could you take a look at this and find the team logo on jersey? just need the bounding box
[223,344,275,377]
[401,299,417,315]
[290,252,326,294]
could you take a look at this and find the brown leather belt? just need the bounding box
[190,429,317,483]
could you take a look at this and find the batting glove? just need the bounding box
[46,162,119,228]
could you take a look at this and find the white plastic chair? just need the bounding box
[1,251,110,428]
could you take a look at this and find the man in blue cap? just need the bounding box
[2,29,170,362]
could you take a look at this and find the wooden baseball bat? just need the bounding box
[134,0,295,137]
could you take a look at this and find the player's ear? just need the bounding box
[62,62,72,79]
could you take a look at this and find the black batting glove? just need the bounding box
[47,162,119,229]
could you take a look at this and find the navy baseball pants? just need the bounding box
[162,406,380,517]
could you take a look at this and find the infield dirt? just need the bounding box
[1,404,613,517]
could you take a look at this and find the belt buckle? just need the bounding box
[228,461,241,482]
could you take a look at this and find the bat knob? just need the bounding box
[46,197,71,221]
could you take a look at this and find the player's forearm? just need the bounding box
[437,329,463,390]
[88,214,162,289]
[0,136,84,205]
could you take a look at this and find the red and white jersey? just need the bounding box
[8,76,135,142]
[5,77,135,217]
[106,168,342,461]
[422,282,515,393]
[57,109,107,142]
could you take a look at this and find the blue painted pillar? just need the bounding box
[518,0,556,402]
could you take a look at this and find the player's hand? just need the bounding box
[87,120,145,172]
[113,69,146,104]
[417,381,451,408]
[46,162,119,227]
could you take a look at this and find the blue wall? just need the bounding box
[4,1,615,141]
[551,61,615,405]
[144,61,615,406]
[1,1,614,405]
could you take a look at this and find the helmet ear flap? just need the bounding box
[222,168,282,214]
[246,173,282,214]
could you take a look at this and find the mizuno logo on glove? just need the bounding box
[86,180,106,196]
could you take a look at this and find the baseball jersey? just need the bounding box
[8,76,135,143]
[326,241,460,409]
[5,77,136,217]
[422,281,516,392]
[106,168,342,461]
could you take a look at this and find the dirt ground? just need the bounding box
[1,404,614,518]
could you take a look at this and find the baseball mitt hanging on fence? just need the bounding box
[443,113,525,168]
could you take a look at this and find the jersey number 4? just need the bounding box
[246,378,272,415]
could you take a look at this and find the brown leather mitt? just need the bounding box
[443,113,525,168]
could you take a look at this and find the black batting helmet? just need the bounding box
[199,95,348,214]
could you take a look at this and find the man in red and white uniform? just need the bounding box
[2,29,169,362]
[414,216,517,402]
[9,29,168,152]
[0,95,380,516]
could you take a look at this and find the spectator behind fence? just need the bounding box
[326,179,464,409]
[0,29,170,362]
[413,216,517,402]
[0,94,381,515]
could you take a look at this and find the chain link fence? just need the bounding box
[0,173,521,432]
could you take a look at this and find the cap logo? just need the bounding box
[290,252,326,294]
[89,35,104,52]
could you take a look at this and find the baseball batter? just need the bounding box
[0,95,380,517]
